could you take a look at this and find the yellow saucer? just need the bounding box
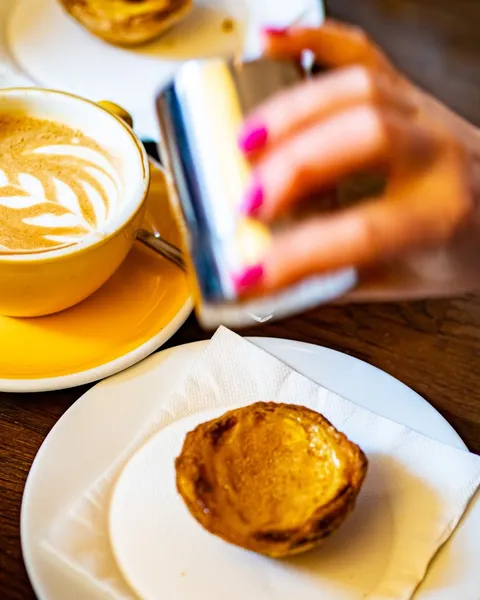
[0,167,191,392]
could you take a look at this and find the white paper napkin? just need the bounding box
[42,327,480,599]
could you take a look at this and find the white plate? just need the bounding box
[21,337,480,599]
[0,0,33,86]
[6,0,324,140]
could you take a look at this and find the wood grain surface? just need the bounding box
[1,1,480,598]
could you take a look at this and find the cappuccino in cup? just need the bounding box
[0,114,122,254]
[0,89,150,317]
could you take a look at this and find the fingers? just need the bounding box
[232,18,471,297]
[233,144,470,295]
[240,105,437,220]
[263,20,392,72]
[238,66,415,157]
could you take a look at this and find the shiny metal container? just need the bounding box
[156,58,356,328]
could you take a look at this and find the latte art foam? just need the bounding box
[0,115,122,253]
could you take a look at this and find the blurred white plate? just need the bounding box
[6,0,324,140]
[0,0,32,87]
[21,337,480,599]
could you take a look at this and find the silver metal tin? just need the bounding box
[156,58,356,328]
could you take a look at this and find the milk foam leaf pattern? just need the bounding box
[80,181,107,225]
[32,145,122,188]
[0,116,121,254]
[24,213,89,229]
[18,173,47,200]
[85,167,119,216]
[0,196,48,210]
[53,178,84,216]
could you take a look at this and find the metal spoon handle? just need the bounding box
[136,229,187,272]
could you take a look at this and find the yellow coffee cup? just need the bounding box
[0,88,150,317]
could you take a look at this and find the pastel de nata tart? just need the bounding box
[175,402,368,558]
[58,0,192,47]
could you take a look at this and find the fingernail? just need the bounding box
[263,27,289,36]
[238,123,268,154]
[232,264,264,291]
[240,178,264,216]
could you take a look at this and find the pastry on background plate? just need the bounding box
[58,0,192,47]
[175,402,368,558]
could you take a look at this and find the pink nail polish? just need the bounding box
[263,27,289,36]
[240,179,264,215]
[238,123,268,154]
[232,264,264,291]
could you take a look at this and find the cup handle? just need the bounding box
[97,101,187,272]
[97,100,134,128]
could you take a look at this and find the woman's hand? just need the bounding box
[233,20,480,301]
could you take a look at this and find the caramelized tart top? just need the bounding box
[59,0,192,46]
[176,402,367,557]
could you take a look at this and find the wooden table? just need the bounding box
[1,1,480,598]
